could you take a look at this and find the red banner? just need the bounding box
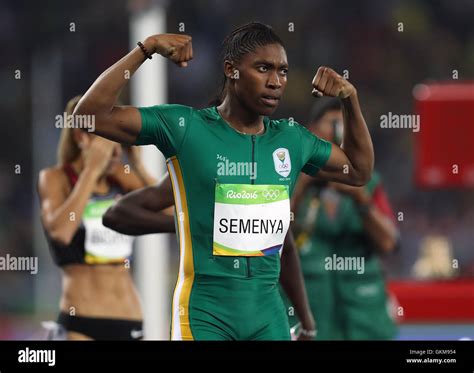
[414,82,474,188]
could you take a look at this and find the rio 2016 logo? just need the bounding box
[226,190,258,199]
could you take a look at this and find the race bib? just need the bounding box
[83,199,134,264]
[213,183,290,256]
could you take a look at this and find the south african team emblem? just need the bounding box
[272,148,291,177]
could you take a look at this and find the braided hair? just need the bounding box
[209,22,285,106]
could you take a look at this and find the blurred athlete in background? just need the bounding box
[38,96,155,340]
[288,98,399,340]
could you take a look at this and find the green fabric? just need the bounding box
[286,172,396,340]
[136,104,331,281]
[136,104,331,340]
[190,276,290,340]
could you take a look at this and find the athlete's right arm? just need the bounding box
[102,175,175,235]
[74,34,193,145]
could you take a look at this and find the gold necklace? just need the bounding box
[237,125,265,136]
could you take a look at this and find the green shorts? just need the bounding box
[283,274,396,340]
[173,275,290,341]
[332,272,397,340]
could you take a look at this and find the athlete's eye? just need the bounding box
[257,65,269,73]
[280,68,288,76]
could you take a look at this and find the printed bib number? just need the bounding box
[83,199,134,264]
[213,183,290,256]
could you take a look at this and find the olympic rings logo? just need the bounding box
[262,190,280,200]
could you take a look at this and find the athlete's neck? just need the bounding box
[217,96,265,135]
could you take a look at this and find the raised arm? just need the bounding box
[102,175,175,235]
[74,34,193,144]
[311,67,374,186]
[38,137,115,245]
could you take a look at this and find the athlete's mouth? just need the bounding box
[261,95,280,107]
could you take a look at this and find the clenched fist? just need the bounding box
[143,34,193,67]
[312,67,355,99]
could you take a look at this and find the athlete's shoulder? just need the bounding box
[165,104,195,111]
[153,103,193,110]
[38,166,69,196]
[269,117,312,136]
[149,105,217,121]
[39,165,67,183]
[140,103,195,117]
[195,106,220,120]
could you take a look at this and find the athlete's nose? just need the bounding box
[267,72,282,89]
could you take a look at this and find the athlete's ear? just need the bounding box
[223,60,237,80]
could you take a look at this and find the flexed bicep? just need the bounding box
[318,144,366,186]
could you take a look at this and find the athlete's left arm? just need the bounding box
[280,230,316,340]
[110,166,150,192]
[103,175,175,235]
[312,67,374,186]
